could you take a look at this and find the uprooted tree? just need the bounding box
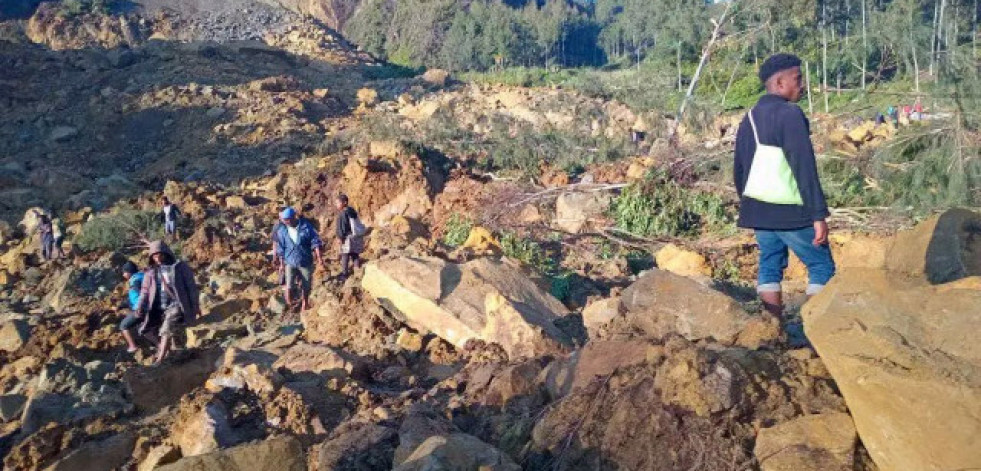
[74,209,163,253]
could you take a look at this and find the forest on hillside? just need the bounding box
[345,0,978,89]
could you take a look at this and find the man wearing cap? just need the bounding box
[273,207,325,311]
[733,53,835,317]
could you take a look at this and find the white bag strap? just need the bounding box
[747,109,761,146]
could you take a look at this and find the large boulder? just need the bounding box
[20,359,132,434]
[170,397,240,457]
[0,319,31,352]
[205,348,283,394]
[45,431,136,471]
[803,269,981,471]
[42,265,120,313]
[885,208,981,283]
[273,343,367,379]
[156,436,305,471]
[609,269,778,348]
[362,256,572,359]
[655,243,712,278]
[313,421,398,470]
[553,192,611,234]
[393,433,521,471]
[541,339,652,400]
[123,349,221,413]
[753,413,857,471]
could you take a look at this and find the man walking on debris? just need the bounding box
[335,194,365,280]
[160,196,181,239]
[119,261,144,353]
[733,53,835,316]
[136,240,200,365]
[273,207,324,311]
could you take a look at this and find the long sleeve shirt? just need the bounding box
[733,94,830,230]
[335,207,359,241]
[273,219,323,268]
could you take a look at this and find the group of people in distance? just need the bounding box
[877,100,926,126]
[107,52,833,362]
[115,192,364,364]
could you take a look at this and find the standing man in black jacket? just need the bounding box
[334,194,364,280]
[733,53,836,316]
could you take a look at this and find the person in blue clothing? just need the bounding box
[733,53,836,317]
[273,207,325,311]
[119,261,144,353]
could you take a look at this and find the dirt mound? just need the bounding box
[527,337,846,470]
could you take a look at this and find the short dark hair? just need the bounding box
[337,193,349,205]
[759,53,802,84]
[122,261,139,275]
[162,196,170,203]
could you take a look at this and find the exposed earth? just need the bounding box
[1,3,980,471]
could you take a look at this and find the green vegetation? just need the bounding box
[357,106,634,180]
[75,210,163,253]
[611,170,734,238]
[442,214,473,248]
[499,230,572,301]
[58,0,114,16]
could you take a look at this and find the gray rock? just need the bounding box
[0,319,30,352]
[0,394,27,422]
[48,126,79,142]
[46,431,137,471]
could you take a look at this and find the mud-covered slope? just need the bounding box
[0,6,379,224]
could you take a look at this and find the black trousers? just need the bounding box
[340,253,361,276]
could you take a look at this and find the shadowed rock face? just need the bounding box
[885,208,981,284]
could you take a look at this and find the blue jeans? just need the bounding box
[120,313,140,331]
[756,227,835,295]
[165,220,176,235]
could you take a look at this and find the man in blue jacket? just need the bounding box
[273,207,324,311]
[733,53,836,316]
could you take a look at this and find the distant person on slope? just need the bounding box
[733,53,835,317]
[160,196,181,239]
[33,210,55,262]
[273,207,324,311]
[136,240,200,365]
[335,194,365,280]
[119,261,144,353]
[51,215,66,259]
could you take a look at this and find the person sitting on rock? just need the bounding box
[334,194,365,280]
[33,210,55,262]
[160,196,181,240]
[136,240,200,365]
[119,261,144,353]
[733,53,836,316]
[273,207,324,311]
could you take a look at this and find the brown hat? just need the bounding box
[147,240,173,258]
